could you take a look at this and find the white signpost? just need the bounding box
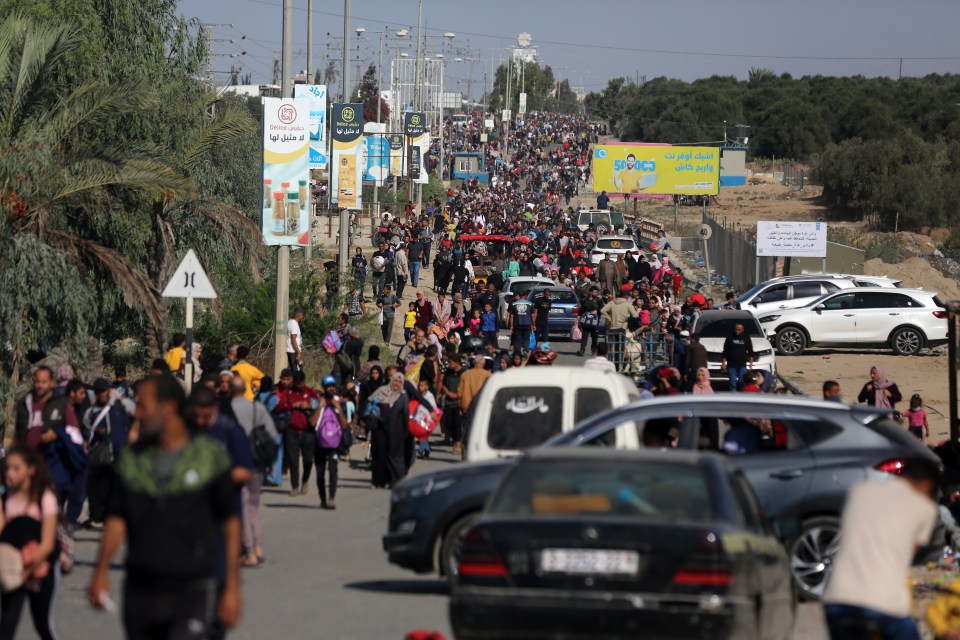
[162,250,217,392]
[756,221,828,283]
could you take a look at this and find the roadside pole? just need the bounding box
[162,250,217,394]
[304,0,313,266]
[950,304,959,442]
[273,0,294,379]
[337,0,351,274]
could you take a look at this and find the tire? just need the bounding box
[439,512,480,577]
[890,326,923,356]
[788,516,841,601]
[775,327,807,356]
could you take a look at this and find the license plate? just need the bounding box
[550,308,564,314]
[540,548,639,575]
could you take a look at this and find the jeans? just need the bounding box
[314,448,338,505]
[380,315,395,344]
[579,326,599,354]
[266,435,284,485]
[726,366,748,392]
[410,260,422,286]
[284,429,315,489]
[535,325,550,344]
[396,275,407,298]
[513,328,531,354]
[824,604,920,640]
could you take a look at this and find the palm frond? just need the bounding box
[182,101,257,169]
[36,157,194,210]
[192,198,264,282]
[43,228,166,335]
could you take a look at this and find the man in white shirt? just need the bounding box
[583,342,617,373]
[823,458,940,639]
[287,308,305,372]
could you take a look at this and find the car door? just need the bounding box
[805,292,857,342]
[789,282,827,309]
[853,292,908,343]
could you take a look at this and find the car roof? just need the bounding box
[595,235,635,241]
[522,447,716,468]
[697,309,757,320]
[529,286,574,293]
[483,365,638,390]
[822,286,933,296]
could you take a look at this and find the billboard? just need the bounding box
[757,221,828,258]
[363,122,389,185]
[592,144,720,196]
[387,133,406,179]
[330,103,364,209]
[404,112,429,184]
[261,97,311,246]
[293,84,327,169]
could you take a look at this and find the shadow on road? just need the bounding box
[345,579,450,596]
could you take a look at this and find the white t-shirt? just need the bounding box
[286,318,301,355]
[824,478,937,617]
[583,356,617,373]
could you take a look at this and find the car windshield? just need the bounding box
[736,282,768,304]
[488,459,714,522]
[596,238,633,251]
[695,316,765,339]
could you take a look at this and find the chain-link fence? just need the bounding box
[703,212,777,291]
[606,330,674,377]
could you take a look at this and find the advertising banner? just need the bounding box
[592,144,720,196]
[261,97,311,246]
[293,84,327,169]
[387,133,406,179]
[363,122,389,185]
[756,221,828,257]
[403,112,426,137]
[403,112,430,184]
[330,103,364,209]
[413,133,430,184]
[338,154,358,209]
[519,92,527,114]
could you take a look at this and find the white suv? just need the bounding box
[688,310,777,389]
[589,235,640,265]
[738,274,901,316]
[758,288,948,356]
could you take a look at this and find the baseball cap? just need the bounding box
[322,376,337,387]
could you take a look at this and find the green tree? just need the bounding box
[360,63,390,124]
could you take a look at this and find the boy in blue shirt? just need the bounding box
[480,303,499,344]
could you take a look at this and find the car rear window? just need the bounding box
[694,316,765,338]
[511,281,547,295]
[574,388,613,424]
[489,460,714,522]
[488,387,565,450]
[531,290,577,304]
[595,238,635,251]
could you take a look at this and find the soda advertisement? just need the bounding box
[364,122,389,185]
[388,133,406,179]
[293,84,328,169]
[404,112,430,185]
[592,144,720,196]
[261,97,311,246]
[330,103,364,209]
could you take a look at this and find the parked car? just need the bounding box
[589,235,640,265]
[758,287,948,356]
[496,276,554,324]
[525,286,580,336]
[738,274,901,317]
[384,395,938,601]
[463,366,641,463]
[575,208,626,234]
[449,449,796,640]
[688,310,776,390]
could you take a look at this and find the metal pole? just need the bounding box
[338,0,351,274]
[703,239,711,298]
[950,309,959,443]
[373,31,383,227]
[304,0,314,266]
[274,0,294,379]
[184,297,194,394]
[413,0,423,216]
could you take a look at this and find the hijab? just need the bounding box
[871,366,894,408]
[367,345,381,362]
[692,367,714,395]
[371,372,406,407]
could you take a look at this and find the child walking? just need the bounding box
[906,394,929,442]
[403,302,417,342]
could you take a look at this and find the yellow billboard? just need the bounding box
[592,144,720,196]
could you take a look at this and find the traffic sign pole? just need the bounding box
[184,296,194,394]
[161,249,217,391]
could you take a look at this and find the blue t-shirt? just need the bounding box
[481,311,498,332]
[510,299,534,328]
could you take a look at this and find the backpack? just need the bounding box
[249,404,279,467]
[316,406,343,450]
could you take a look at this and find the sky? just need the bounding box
[179,0,960,99]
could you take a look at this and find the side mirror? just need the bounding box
[749,299,758,307]
[815,304,826,312]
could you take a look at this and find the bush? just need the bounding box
[864,235,902,264]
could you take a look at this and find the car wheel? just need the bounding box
[775,327,807,356]
[891,326,923,356]
[439,512,480,577]
[788,516,841,601]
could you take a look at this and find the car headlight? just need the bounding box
[755,348,773,358]
[398,476,458,500]
[758,315,780,323]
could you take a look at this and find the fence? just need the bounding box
[606,330,674,377]
[782,164,806,191]
[702,213,777,291]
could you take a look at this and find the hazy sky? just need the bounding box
[180,0,960,97]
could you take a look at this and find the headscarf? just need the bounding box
[367,345,381,362]
[692,367,714,395]
[871,366,894,408]
[371,371,406,407]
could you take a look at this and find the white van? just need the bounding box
[464,366,642,462]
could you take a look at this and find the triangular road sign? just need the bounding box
[162,249,217,299]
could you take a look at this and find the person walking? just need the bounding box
[507,293,535,357]
[0,445,62,640]
[393,243,409,298]
[367,372,411,488]
[439,356,464,455]
[532,289,553,346]
[857,365,903,412]
[575,286,601,356]
[691,367,714,394]
[82,378,129,529]
[684,333,709,391]
[376,285,401,345]
[229,376,278,567]
[87,375,242,637]
[597,253,617,295]
[287,308,305,372]
[407,238,424,287]
[275,371,319,496]
[601,286,639,371]
[312,377,349,509]
[231,346,264,402]
[823,459,939,639]
[720,323,754,392]
[351,248,368,292]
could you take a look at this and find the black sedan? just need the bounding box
[449,448,795,640]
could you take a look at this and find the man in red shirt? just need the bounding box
[273,371,319,497]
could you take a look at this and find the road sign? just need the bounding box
[162,249,217,299]
[698,224,713,240]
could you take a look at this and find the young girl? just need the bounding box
[0,445,61,640]
[403,302,417,342]
[468,308,483,337]
[906,394,930,441]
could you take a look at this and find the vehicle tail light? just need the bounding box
[934,310,948,319]
[875,458,906,475]
[458,528,508,579]
[572,306,580,315]
[673,532,732,587]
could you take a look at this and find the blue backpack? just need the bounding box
[316,407,342,450]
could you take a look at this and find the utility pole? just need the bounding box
[273,0,294,379]
[338,0,351,275]
[414,0,423,217]
[304,0,313,266]
[373,30,384,224]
